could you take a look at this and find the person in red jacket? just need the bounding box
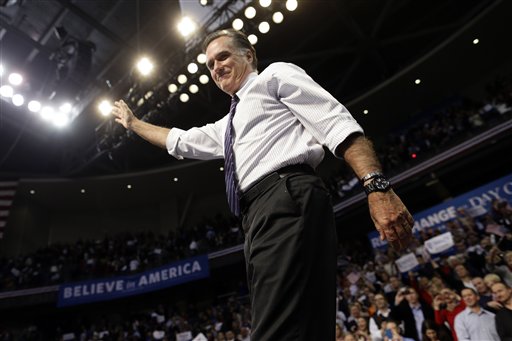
[433,289,465,341]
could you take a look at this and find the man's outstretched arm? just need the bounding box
[336,133,414,251]
[111,100,170,149]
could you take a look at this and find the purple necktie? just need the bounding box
[224,95,240,216]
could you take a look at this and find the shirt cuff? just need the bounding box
[166,128,185,160]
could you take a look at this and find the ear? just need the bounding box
[246,50,253,64]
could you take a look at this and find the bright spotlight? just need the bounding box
[473,38,479,45]
[0,85,14,98]
[286,0,298,11]
[8,73,23,86]
[189,84,199,94]
[52,112,69,127]
[168,83,178,93]
[363,109,369,115]
[245,6,256,19]
[177,16,197,37]
[248,34,258,45]
[41,106,55,121]
[59,102,72,114]
[258,22,270,34]
[259,0,271,8]
[177,74,188,84]
[187,62,198,74]
[179,93,190,102]
[199,74,209,84]
[28,100,42,113]
[12,94,24,106]
[197,53,207,64]
[136,57,154,76]
[98,100,112,116]
[232,18,244,31]
[415,79,421,85]
[272,12,284,24]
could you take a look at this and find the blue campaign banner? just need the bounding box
[58,254,209,307]
[368,173,512,250]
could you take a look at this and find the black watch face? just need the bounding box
[374,177,390,190]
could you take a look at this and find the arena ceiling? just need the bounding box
[0,0,510,181]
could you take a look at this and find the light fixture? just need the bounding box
[8,72,23,86]
[473,38,479,45]
[232,18,244,31]
[179,93,190,102]
[168,83,178,93]
[187,62,198,74]
[12,94,24,106]
[52,111,69,127]
[177,16,197,38]
[245,6,256,19]
[189,84,199,94]
[59,102,72,114]
[220,166,224,171]
[258,22,270,34]
[30,190,35,195]
[173,177,179,182]
[177,74,188,84]
[415,79,421,85]
[272,12,284,24]
[28,100,42,113]
[199,74,209,84]
[127,184,132,189]
[0,85,14,98]
[286,0,298,11]
[136,57,154,76]
[259,0,271,8]
[41,106,54,121]
[81,189,86,193]
[248,34,258,45]
[197,53,207,64]
[98,100,112,116]
[363,109,369,114]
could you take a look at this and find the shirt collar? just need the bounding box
[235,72,258,100]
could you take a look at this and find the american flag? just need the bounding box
[0,181,17,239]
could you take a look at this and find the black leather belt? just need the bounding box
[239,164,314,209]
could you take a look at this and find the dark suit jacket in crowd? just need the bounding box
[391,299,435,341]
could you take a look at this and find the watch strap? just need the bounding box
[360,171,384,184]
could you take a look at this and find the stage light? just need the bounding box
[179,93,190,102]
[248,34,258,45]
[177,16,197,38]
[12,94,24,106]
[28,100,42,113]
[187,62,198,74]
[245,6,256,19]
[168,83,178,93]
[127,184,132,189]
[197,53,207,64]
[220,166,224,171]
[415,79,421,85]
[232,18,244,31]
[286,0,298,11]
[177,74,188,84]
[272,12,284,24]
[81,189,85,194]
[59,102,72,114]
[0,85,13,98]
[473,38,479,45]
[199,0,213,5]
[52,111,70,127]
[259,0,271,8]
[199,74,209,84]
[363,109,369,114]
[98,100,112,116]
[136,57,154,76]
[258,22,270,34]
[411,153,417,159]
[173,177,178,182]
[30,190,35,195]
[189,84,199,94]
[8,72,22,86]
[41,106,55,120]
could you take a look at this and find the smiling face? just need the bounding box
[205,36,254,96]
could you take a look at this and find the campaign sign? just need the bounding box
[424,232,454,255]
[395,253,420,273]
[58,255,209,307]
[368,173,512,250]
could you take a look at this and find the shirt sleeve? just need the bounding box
[165,117,227,160]
[454,314,470,341]
[271,63,364,157]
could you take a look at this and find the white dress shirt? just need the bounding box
[166,62,363,191]
[454,307,500,341]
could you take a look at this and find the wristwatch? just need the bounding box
[364,175,392,195]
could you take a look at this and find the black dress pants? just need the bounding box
[241,169,337,341]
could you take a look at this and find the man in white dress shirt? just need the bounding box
[112,29,413,340]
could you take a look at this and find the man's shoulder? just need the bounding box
[260,62,305,77]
